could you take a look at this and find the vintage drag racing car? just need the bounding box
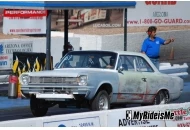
[20,50,183,117]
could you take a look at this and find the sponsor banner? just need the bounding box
[43,116,100,127]
[0,41,33,54]
[165,106,190,127]
[0,41,33,69]
[72,9,107,23]
[126,1,190,26]
[3,10,47,17]
[53,1,190,29]
[0,54,12,68]
[3,9,47,34]
[68,9,107,28]
[107,109,166,127]
[81,9,106,23]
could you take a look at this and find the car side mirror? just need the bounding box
[118,66,124,72]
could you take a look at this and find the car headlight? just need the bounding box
[20,75,30,85]
[77,75,87,86]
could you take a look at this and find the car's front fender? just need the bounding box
[86,72,119,101]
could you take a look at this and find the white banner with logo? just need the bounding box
[0,41,33,69]
[0,54,12,69]
[43,116,101,127]
[0,103,190,127]
[3,9,47,34]
[165,104,190,127]
[107,109,166,127]
[126,1,190,26]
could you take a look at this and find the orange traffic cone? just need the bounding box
[168,47,174,60]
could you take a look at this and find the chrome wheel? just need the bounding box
[99,94,109,110]
[90,90,110,111]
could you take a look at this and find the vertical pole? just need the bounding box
[124,8,127,51]
[46,10,52,70]
[63,10,69,57]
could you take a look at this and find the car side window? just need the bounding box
[99,56,112,67]
[117,55,136,72]
[135,56,154,72]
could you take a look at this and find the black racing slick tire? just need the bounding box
[30,95,48,117]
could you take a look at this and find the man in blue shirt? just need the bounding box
[141,26,174,69]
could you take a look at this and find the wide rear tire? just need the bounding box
[141,90,169,106]
[153,91,168,105]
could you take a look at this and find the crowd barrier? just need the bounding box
[0,102,190,127]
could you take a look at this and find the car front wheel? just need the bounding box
[30,95,48,117]
[90,90,110,111]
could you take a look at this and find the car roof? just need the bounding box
[71,50,145,57]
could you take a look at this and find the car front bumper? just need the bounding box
[21,84,94,100]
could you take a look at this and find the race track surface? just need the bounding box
[0,82,190,122]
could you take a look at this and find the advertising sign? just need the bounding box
[0,41,33,54]
[78,9,106,23]
[3,9,47,34]
[43,116,100,127]
[165,106,190,127]
[0,41,33,69]
[107,109,166,127]
[66,9,107,28]
[126,1,190,26]
[0,54,11,68]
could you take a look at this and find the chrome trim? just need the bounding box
[29,76,78,84]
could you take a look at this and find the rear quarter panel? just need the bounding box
[142,72,180,103]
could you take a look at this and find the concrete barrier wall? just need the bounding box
[74,34,102,50]
[74,30,190,63]
[1,30,189,70]
[0,102,190,127]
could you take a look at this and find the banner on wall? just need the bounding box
[61,9,108,29]
[0,54,11,69]
[2,1,190,34]
[165,106,190,127]
[72,9,107,24]
[3,9,47,34]
[0,41,33,69]
[43,116,101,127]
[126,1,190,26]
[107,110,166,127]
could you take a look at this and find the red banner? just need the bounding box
[3,9,47,17]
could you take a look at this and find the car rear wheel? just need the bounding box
[90,90,110,111]
[30,95,48,117]
[153,91,168,105]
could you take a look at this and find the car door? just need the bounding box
[134,56,173,104]
[117,55,147,103]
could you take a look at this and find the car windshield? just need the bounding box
[56,51,118,69]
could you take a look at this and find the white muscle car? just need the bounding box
[20,50,183,117]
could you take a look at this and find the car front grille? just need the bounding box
[29,77,78,84]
